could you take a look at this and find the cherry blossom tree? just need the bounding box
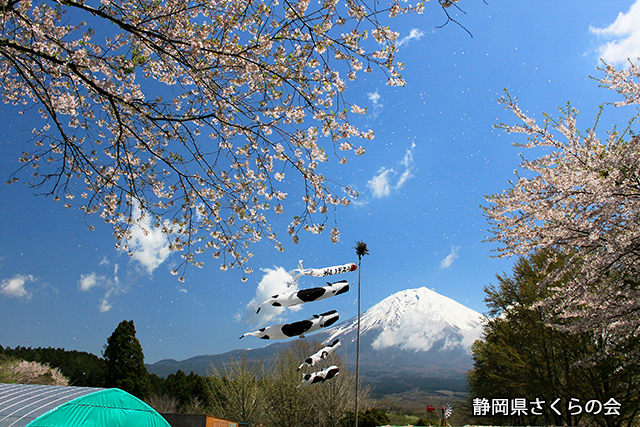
[0,359,70,385]
[485,61,640,359]
[0,0,462,279]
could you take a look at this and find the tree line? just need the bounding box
[0,320,386,427]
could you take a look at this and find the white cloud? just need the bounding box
[79,273,99,291]
[396,142,416,188]
[372,310,472,352]
[590,0,640,66]
[368,168,394,198]
[0,274,35,298]
[237,266,298,326]
[367,91,384,119]
[99,298,112,313]
[397,28,425,47]
[367,142,416,199]
[440,246,460,269]
[126,204,171,275]
[78,265,124,312]
[400,143,415,167]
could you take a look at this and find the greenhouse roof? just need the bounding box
[0,383,170,427]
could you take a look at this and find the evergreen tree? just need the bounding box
[165,370,189,405]
[148,373,166,396]
[358,408,390,427]
[414,417,428,426]
[103,320,151,399]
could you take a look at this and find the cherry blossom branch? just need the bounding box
[486,64,640,361]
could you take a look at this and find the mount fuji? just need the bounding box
[313,287,483,393]
[147,287,484,394]
[322,286,482,353]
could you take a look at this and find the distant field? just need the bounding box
[366,373,468,397]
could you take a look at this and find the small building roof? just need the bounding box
[0,383,170,427]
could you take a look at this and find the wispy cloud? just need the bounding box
[440,246,460,269]
[397,28,425,47]
[236,266,299,326]
[0,274,35,298]
[397,143,415,188]
[78,265,125,312]
[367,90,384,119]
[367,142,416,199]
[590,0,640,66]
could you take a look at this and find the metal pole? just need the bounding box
[353,241,367,427]
[354,255,361,427]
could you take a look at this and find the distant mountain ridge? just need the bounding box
[147,287,484,394]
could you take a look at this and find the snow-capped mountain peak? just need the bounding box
[324,287,483,353]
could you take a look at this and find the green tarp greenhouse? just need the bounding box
[0,383,171,427]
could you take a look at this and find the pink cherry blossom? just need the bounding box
[486,62,640,359]
[1,0,458,277]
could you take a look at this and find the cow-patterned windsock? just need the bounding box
[297,365,340,388]
[288,260,357,286]
[297,339,341,370]
[240,310,339,340]
[257,281,350,314]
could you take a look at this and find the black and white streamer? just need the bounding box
[257,280,350,314]
[297,365,340,388]
[240,310,339,340]
[297,339,341,371]
[288,260,357,285]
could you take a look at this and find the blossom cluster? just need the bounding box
[0,0,429,278]
[485,63,640,359]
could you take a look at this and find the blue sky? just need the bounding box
[2,0,640,364]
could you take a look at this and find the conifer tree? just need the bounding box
[103,319,151,399]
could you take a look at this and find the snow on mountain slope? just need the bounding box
[324,287,484,353]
